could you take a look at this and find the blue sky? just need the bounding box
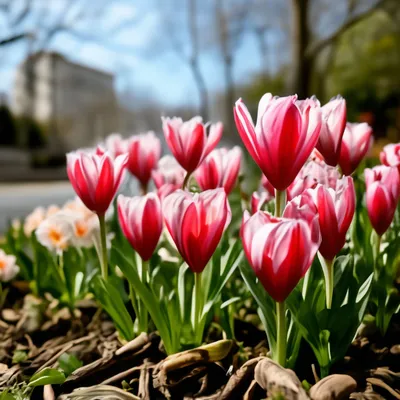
[0,0,283,108]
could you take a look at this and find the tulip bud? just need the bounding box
[316,96,347,166]
[66,150,128,215]
[339,122,373,176]
[162,117,223,174]
[365,166,400,236]
[234,93,321,190]
[163,189,231,273]
[118,194,163,261]
[308,177,355,260]
[126,132,161,191]
[195,147,242,194]
[380,143,400,171]
[241,208,320,302]
[99,133,128,158]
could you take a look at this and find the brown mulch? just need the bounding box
[0,291,399,399]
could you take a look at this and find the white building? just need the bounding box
[11,51,118,152]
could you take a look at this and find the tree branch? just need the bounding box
[306,0,389,59]
[0,33,31,46]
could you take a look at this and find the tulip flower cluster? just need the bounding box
[3,91,400,380]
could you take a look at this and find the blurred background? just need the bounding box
[0,0,399,225]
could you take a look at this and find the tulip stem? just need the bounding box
[98,214,108,281]
[139,259,149,333]
[274,189,286,217]
[182,172,192,190]
[194,272,203,345]
[275,300,286,367]
[0,283,9,312]
[140,182,148,195]
[321,256,334,309]
[373,232,382,273]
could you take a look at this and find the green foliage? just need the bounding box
[12,350,28,364]
[111,237,243,354]
[58,353,83,376]
[239,259,302,369]
[28,367,65,387]
[287,255,373,377]
[91,275,134,341]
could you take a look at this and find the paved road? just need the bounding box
[0,181,75,233]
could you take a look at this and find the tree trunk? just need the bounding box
[289,0,312,98]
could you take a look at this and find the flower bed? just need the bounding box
[0,94,399,399]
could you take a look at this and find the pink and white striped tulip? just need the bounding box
[152,156,186,189]
[251,191,272,214]
[162,117,223,174]
[126,132,161,190]
[380,143,400,171]
[118,194,163,261]
[99,133,128,158]
[308,176,355,260]
[241,204,320,302]
[301,159,340,190]
[67,150,128,215]
[316,96,347,166]
[234,93,321,190]
[163,188,231,273]
[195,147,241,194]
[365,166,400,236]
[339,122,373,176]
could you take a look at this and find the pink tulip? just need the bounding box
[301,159,340,190]
[162,117,223,174]
[126,132,162,191]
[365,166,400,236]
[251,191,271,214]
[152,155,186,189]
[260,159,340,202]
[67,150,128,215]
[338,122,373,176]
[163,188,231,273]
[99,133,128,158]
[308,176,355,260]
[241,205,320,302]
[195,147,241,194]
[380,143,400,170]
[234,93,321,191]
[152,155,186,199]
[118,194,163,261]
[287,175,317,201]
[316,96,347,166]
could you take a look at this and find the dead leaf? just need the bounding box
[367,377,400,399]
[309,374,357,400]
[254,358,309,400]
[57,385,140,399]
[218,357,263,399]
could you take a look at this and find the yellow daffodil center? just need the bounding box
[75,221,88,238]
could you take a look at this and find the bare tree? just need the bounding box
[290,0,392,97]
